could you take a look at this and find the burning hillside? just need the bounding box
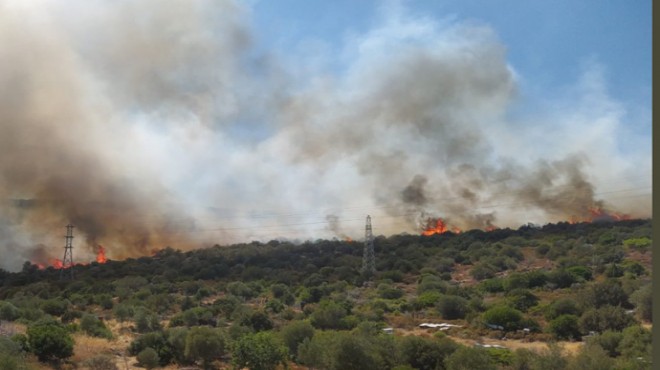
[34,244,108,270]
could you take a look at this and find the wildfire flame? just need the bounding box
[96,245,107,264]
[51,259,63,269]
[588,207,630,222]
[422,218,449,236]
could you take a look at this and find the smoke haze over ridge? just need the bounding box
[0,0,651,271]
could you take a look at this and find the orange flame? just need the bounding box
[96,245,107,264]
[588,207,630,222]
[51,259,63,269]
[422,218,448,236]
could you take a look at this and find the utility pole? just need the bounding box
[61,224,74,280]
[362,215,375,278]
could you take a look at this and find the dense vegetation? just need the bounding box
[0,219,652,369]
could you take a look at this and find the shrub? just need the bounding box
[481,305,523,331]
[470,263,496,281]
[581,280,630,309]
[129,332,172,366]
[544,298,581,320]
[579,305,637,333]
[310,300,348,330]
[40,299,68,317]
[83,355,119,370]
[80,314,113,339]
[137,348,160,369]
[436,295,469,320]
[417,291,442,307]
[479,278,504,293]
[417,275,448,294]
[185,326,226,369]
[227,281,256,300]
[232,332,288,370]
[445,346,496,370]
[280,320,314,360]
[547,315,581,340]
[567,266,592,281]
[566,342,614,370]
[0,302,20,321]
[630,284,652,322]
[378,284,404,300]
[505,289,539,312]
[546,269,575,289]
[587,330,622,357]
[27,322,74,362]
[399,335,458,370]
[618,325,651,361]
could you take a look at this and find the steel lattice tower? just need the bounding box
[362,215,375,277]
[61,224,74,279]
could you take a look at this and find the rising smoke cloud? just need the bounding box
[0,0,651,271]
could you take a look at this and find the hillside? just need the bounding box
[0,219,652,370]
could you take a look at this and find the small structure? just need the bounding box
[419,323,463,330]
[475,343,508,350]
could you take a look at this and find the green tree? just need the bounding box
[0,302,19,322]
[333,334,383,370]
[544,298,581,321]
[482,305,523,331]
[622,237,651,252]
[26,322,74,362]
[470,263,496,281]
[134,309,161,333]
[185,326,226,369]
[165,327,190,365]
[579,305,636,333]
[80,313,113,339]
[566,343,613,370]
[617,325,651,361]
[506,289,539,312]
[630,284,652,322]
[232,332,288,370]
[530,342,567,370]
[399,335,458,370]
[227,281,256,300]
[113,303,135,323]
[297,330,340,369]
[129,332,173,366]
[0,336,28,370]
[137,347,160,369]
[546,269,576,289]
[280,320,315,361]
[445,346,495,370]
[310,300,348,330]
[242,311,273,332]
[581,280,629,309]
[40,299,68,317]
[547,315,581,340]
[436,295,469,320]
[587,330,622,357]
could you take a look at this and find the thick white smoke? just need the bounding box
[0,0,651,271]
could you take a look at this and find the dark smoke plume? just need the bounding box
[0,1,649,271]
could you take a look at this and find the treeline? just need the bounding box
[0,218,652,369]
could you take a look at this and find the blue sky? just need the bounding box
[250,0,651,129]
